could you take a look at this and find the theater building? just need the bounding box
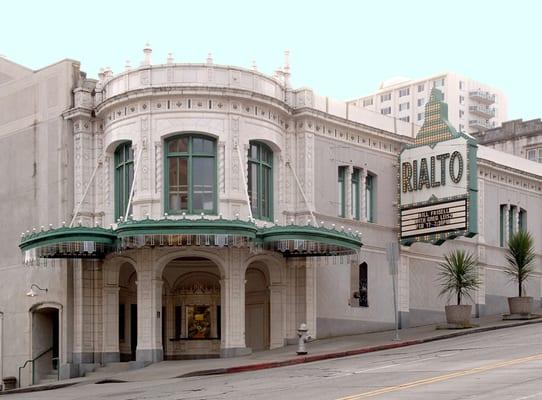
[0,48,541,388]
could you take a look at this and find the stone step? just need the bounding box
[84,361,139,378]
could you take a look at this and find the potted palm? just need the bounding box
[504,230,536,317]
[437,249,481,327]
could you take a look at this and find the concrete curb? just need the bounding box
[176,317,542,378]
[0,382,78,396]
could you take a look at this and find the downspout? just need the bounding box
[124,145,144,220]
[286,161,317,226]
[236,145,254,221]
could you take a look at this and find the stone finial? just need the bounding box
[283,50,291,88]
[142,42,152,66]
[206,52,213,65]
[125,60,131,71]
[252,60,258,71]
[98,68,105,81]
[103,66,113,78]
[283,50,290,73]
[167,52,174,64]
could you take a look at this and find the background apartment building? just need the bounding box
[349,72,508,134]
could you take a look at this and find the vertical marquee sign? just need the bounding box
[399,89,478,245]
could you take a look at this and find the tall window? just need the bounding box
[351,169,360,220]
[115,142,134,220]
[365,174,375,222]
[519,208,527,231]
[165,135,216,214]
[499,204,506,247]
[338,167,346,217]
[358,262,368,307]
[248,142,273,220]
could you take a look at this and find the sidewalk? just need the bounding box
[3,310,542,395]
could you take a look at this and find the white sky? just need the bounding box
[1,0,540,120]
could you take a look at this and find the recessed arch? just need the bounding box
[154,249,227,279]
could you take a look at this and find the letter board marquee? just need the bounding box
[399,89,477,245]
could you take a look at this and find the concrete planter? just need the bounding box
[445,305,472,326]
[508,296,533,315]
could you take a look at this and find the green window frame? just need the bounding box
[519,208,527,231]
[247,142,273,221]
[351,168,360,220]
[338,167,346,218]
[365,174,375,223]
[114,142,134,220]
[164,134,217,214]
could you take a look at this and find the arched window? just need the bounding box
[114,142,134,220]
[165,135,216,214]
[358,262,368,307]
[248,142,273,220]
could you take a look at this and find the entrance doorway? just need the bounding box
[245,267,270,351]
[162,257,221,359]
[31,307,60,384]
[119,263,137,361]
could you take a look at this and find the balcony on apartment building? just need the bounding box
[469,105,496,119]
[469,90,496,104]
[469,119,495,130]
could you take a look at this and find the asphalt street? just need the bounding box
[5,323,542,400]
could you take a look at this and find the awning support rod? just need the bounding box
[236,145,254,221]
[286,161,318,226]
[70,158,102,228]
[124,145,145,221]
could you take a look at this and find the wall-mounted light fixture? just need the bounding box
[26,284,48,297]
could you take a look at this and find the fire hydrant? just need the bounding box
[297,323,311,355]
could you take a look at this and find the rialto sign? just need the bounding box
[399,89,477,245]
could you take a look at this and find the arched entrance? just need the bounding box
[118,262,137,361]
[162,257,221,359]
[245,265,270,351]
[30,304,61,385]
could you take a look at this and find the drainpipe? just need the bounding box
[0,311,3,391]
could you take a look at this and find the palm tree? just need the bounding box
[504,230,536,297]
[437,250,481,305]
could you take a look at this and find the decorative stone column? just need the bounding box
[220,249,249,357]
[305,258,317,338]
[136,250,163,363]
[73,260,102,365]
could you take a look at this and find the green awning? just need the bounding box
[258,224,362,257]
[19,218,362,260]
[19,226,117,262]
[115,217,258,250]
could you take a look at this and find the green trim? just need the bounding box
[258,224,362,252]
[19,226,117,252]
[116,217,258,238]
[248,142,273,221]
[164,134,217,215]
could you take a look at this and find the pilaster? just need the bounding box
[136,250,163,362]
